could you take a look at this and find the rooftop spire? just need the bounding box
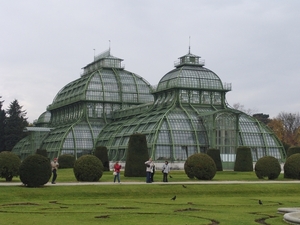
[188,36,191,54]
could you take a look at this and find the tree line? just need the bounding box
[0,96,28,152]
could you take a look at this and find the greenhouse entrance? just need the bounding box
[202,111,239,170]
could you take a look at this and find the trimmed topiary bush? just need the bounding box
[19,154,52,187]
[234,146,253,171]
[207,148,223,171]
[36,149,48,158]
[0,151,21,181]
[73,155,103,182]
[284,153,300,180]
[286,146,300,158]
[58,154,75,169]
[184,153,216,180]
[255,156,281,180]
[124,133,149,177]
[94,146,109,171]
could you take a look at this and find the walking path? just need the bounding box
[1,180,300,186]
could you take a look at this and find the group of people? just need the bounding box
[145,158,170,183]
[113,158,171,183]
[50,157,171,184]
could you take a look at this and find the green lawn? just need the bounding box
[0,170,299,224]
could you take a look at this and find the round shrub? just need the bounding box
[184,153,216,180]
[0,151,21,181]
[58,154,75,168]
[73,155,104,182]
[254,156,281,180]
[284,153,300,179]
[286,146,300,158]
[19,154,52,187]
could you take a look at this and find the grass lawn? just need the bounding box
[0,170,299,225]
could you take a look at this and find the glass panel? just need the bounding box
[155,145,171,160]
[201,91,210,104]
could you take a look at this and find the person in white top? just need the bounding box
[144,158,154,183]
[162,161,170,182]
[51,158,59,184]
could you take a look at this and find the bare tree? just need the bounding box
[232,103,257,116]
[277,112,300,134]
[276,112,300,147]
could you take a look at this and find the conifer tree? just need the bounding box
[4,99,28,151]
[0,97,6,151]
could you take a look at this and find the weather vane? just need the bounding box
[189,36,191,54]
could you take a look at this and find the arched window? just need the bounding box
[215,113,237,162]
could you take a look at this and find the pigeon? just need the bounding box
[169,175,173,178]
[171,195,176,200]
[259,200,263,205]
[182,185,187,188]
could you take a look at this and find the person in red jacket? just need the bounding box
[113,161,122,183]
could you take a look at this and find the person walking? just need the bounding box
[113,161,122,183]
[145,158,154,183]
[162,161,170,182]
[51,158,59,184]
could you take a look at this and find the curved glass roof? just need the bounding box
[156,53,231,92]
[40,121,104,159]
[96,104,284,166]
[157,66,223,92]
[48,50,153,110]
[36,111,51,127]
[49,69,153,110]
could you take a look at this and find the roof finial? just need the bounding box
[93,49,96,61]
[108,40,112,56]
[188,36,191,54]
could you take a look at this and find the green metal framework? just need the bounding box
[12,49,154,160]
[12,49,285,169]
[95,51,285,169]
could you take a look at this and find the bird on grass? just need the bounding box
[169,175,173,178]
[259,200,263,205]
[171,195,176,200]
[182,185,187,188]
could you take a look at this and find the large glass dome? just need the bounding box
[49,50,153,111]
[156,53,230,92]
[13,49,154,160]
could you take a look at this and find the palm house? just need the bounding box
[13,48,285,169]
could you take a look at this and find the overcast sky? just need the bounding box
[1,0,300,123]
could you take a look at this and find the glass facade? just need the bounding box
[12,49,285,169]
[12,49,154,160]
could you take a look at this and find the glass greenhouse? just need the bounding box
[12,48,285,169]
